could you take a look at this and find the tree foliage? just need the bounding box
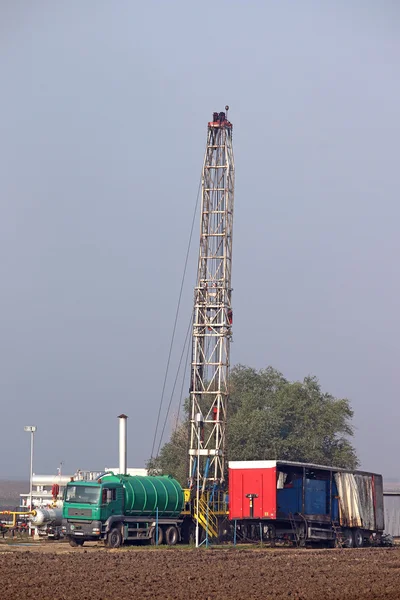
[148,366,359,486]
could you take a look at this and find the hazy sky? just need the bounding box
[1,1,399,480]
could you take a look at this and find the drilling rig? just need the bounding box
[188,107,235,498]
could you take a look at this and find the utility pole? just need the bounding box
[189,108,235,491]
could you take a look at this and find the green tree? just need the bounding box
[148,366,359,485]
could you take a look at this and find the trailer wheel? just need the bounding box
[296,522,307,547]
[342,529,354,548]
[69,537,84,547]
[353,529,364,548]
[165,526,179,546]
[265,524,276,545]
[106,527,122,548]
[150,526,163,545]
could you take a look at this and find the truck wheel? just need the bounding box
[69,537,84,547]
[150,526,163,545]
[353,529,364,548]
[165,526,179,546]
[106,527,122,548]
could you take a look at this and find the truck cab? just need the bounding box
[62,480,123,546]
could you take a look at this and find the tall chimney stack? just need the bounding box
[118,414,128,474]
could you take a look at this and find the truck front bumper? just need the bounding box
[62,520,103,539]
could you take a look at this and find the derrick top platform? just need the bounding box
[208,106,232,128]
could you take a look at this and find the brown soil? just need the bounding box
[0,543,399,599]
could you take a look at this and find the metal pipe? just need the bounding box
[0,511,33,528]
[195,412,203,548]
[156,507,159,546]
[118,414,128,475]
[195,431,200,548]
[24,425,37,535]
[206,502,209,548]
[32,474,72,486]
[30,431,34,513]
[246,493,258,518]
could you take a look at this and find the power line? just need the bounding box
[174,317,193,434]
[150,176,202,459]
[156,314,192,457]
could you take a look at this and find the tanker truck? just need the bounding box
[62,472,185,548]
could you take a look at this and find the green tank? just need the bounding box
[105,474,184,518]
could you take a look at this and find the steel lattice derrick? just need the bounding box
[189,108,235,490]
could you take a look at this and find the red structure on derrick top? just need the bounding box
[209,105,232,128]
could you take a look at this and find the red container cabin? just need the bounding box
[229,460,278,519]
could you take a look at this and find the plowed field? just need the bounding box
[0,543,399,599]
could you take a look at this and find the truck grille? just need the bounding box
[67,508,92,517]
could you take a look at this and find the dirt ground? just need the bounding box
[0,542,400,599]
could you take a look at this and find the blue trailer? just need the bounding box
[229,460,385,547]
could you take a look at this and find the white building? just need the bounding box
[105,467,147,476]
[20,468,147,509]
[384,483,400,538]
[20,471,103,509]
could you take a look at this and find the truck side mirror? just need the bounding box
[106,489,113,503]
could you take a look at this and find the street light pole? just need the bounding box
[24,426,37,515]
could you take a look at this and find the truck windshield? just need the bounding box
[65,485,101,505]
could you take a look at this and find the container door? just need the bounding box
[373,475,384,531]
[228,466,276,520]
[304,479,328,516]
[277,477,302,517]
